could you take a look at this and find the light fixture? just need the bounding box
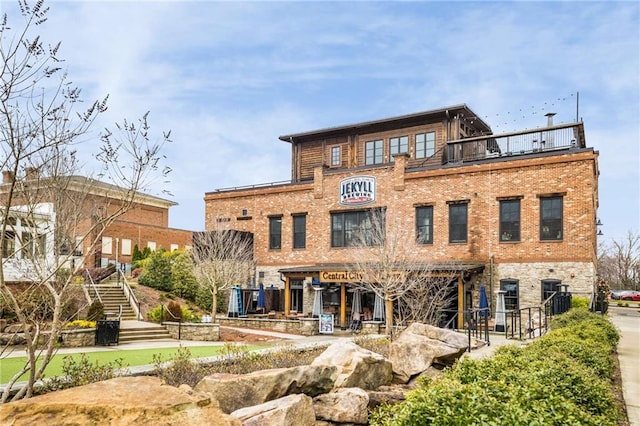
[597,230,603,236]
[596,218,602,226]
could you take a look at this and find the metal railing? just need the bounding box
[117,269,142,320]
[438,307,491,352]
[162,305,182,340]
[502,292,571,340]
[445,124,582,164]
[85,268,102,304]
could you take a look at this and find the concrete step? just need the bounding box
[118,326,172,343]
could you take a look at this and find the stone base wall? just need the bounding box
[60,329,96,347]
[163,322,220,341]
[217,317,319,336]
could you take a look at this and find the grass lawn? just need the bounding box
[0,344,264,384]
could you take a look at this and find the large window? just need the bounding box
[499,199,521,242]
[292,214,306,249]
[331,146,341,166]
[2,231,15,258]
[415,132,435,159]
[500,279,519,311]
[541,279,560,302]
[389,136,408,161]
[331,209,384,247]
[365,139,384,165]
[416,206,433,244]
[449,202,468,243]
[540,196,563,240]
[269,216,282,250]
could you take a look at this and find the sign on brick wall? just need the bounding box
[339,175,376,206]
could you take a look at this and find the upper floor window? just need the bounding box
[331,208,385,247]
[330,146,341,166]
[415,132,435,159]
[292,214,306,249]
[500,279,519,311]
[102,236,113,255]
[500,199,521,242]
[122,239,132,256]
[269,216,282,250]
[449,202,468,243]
[389,136,408,162]
[416,205,433,244]
[540,196,563,241]
[365,139,384,165]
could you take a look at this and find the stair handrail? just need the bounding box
[85,268,103,304]
[118,269,142,320]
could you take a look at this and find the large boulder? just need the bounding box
[313,387,370,424]
[310,340,393,390]
[389,322,469,383]
[230,394,316,426]
[194,365,337,414]
[0,376,239,425]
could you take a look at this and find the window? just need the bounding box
[74,236,84,256]
[540,196,563,240]
[389,136,408,161]
[122,239,132,256]
[500,279,519,311]
[500,199,521,241]
[147,241,156,251]
[331,209,384,247]
[415,132,435,159]
[541,279,560,302]
[2,231,15,258]
[365,139,384,165]
[331,146,341,166]
[21,232,45,258]
[449,203,468,243]
[292,214,306,249]
[416,206,433,244]
[170,243,179,252]
[101,236,113,255]
[269,216,282,249]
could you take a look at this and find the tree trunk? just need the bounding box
[211,287,218,322]
[385,298,394,336]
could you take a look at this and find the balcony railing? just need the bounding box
[445,123,584,165]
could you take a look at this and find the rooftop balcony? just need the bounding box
[444,122,585,165]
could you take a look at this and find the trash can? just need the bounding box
[95,320,120,345]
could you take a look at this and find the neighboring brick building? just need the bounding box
[204,105,599,329]
[1,172,193,281]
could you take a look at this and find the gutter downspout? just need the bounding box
[489,254,494,312]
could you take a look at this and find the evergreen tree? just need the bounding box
[171,250,198,301]
[138,249,172,291]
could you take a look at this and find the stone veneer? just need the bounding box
[163,322,220,341]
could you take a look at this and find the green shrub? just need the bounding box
[181,306,201,323]
[371,308,624,425]
[146,305,164,323]
[86,300,104,321]
[40,353,127,393]
[138,249,173,292]
[571,296,589,309]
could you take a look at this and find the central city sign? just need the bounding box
[339,175,376,206]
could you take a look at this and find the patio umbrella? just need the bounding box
[479,285,489,318]
[312,287,323,318]
[373,293,385,322]
[227,286,242,318]
[494,290,506,332]
[351,289,362,319]
[257,283,266,312]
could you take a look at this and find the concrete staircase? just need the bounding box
[88,282,137,320]
[118,322,172,343]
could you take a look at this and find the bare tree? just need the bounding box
[345,208,457,335]
[191,227,254,322]
[598,230,640,291]
[0,1,170,401]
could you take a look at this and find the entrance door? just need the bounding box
[290,279,303,312]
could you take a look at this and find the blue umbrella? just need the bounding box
[479,285,489,317]
[257,283,266,312]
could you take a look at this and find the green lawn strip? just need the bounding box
[0,344,265,384]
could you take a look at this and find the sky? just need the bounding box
[1,0,639,244]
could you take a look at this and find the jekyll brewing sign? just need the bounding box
[339,176,376,206]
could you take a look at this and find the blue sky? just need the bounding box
[2,0,639,244]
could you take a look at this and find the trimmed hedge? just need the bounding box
[371,308,624,425]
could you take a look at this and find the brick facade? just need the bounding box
[203,107,598,326]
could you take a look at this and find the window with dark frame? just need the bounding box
[331,146,341,166]
[292,214,306,249]
[415,132,435,159]
[448,202,468,243]
[365,139,384,165]
[499,199,521,241]
[389,136,408,162]
[540,196,563,240]
[500,279,519,311]
[416,205,433,244]
[268,216,282,250]
[331,208,385,247]
[541,279,560,302]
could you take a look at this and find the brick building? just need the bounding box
[1,172,193,282]
[203,105,599,329]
